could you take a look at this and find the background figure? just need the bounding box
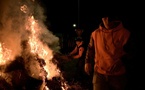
[67,28,89,54]
[67,28,84,53]
[84,16,131,90]
[74,28,89,49]
[74,28,84,39]
[68,37,86,81]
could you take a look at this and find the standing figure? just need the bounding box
[68,37,86,82]
[84,16,131,90]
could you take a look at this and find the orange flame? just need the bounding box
[27,16,60,80]
[0,43,12,65]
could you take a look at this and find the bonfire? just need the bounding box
[0,0,90,90]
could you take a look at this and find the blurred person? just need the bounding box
[84,16,131,90]
[67,37,86,82]
[68,37,85,59]
[74,28,89,49]
[67,28,88,53]
[75,28,84,39]
[67,28,84,50]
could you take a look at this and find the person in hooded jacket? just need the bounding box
[84,16,131,90]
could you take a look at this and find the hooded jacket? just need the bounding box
[85,21,130,75]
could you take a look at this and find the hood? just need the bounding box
[99,21,124,33]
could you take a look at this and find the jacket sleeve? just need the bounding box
[85,33,95,64]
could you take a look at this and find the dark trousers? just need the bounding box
[93,72,127,90]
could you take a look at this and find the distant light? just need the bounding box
[73,24,76,27]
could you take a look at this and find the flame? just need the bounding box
[24,9,69,90]
[0,43,12,65]
[26,16,60,80]
[0,1,71,89]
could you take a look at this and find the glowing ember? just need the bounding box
[20,5,27,13]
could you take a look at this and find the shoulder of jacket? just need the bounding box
[91,28,100,35]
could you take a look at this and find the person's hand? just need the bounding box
[60,55,69,61]
[84,63,92,75]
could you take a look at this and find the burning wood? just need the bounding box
[0,0,90,90]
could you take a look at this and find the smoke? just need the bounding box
[0,0,60,60]
[0,0,61,83]
[0,1,88,89]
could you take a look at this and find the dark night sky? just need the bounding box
[40,0,144,34]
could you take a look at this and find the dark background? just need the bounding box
[40,0,144,33]
[39,0,145,89]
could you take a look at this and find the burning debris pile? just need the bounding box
[0,0,89,90]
